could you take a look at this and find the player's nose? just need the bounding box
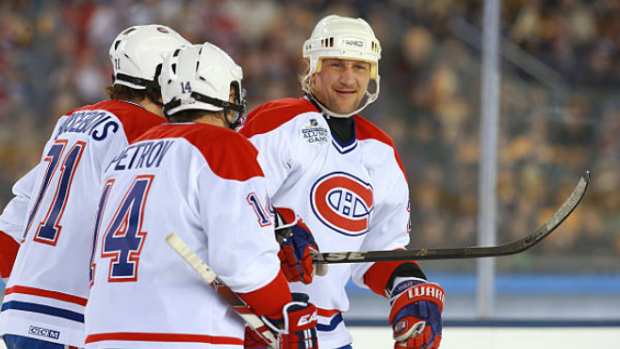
[339,65,356,86]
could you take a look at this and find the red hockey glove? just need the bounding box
[245,293,319,349]
[244,325,269,349]
[274,207,326,284]
[389,278,444,349]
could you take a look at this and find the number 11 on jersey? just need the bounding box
[26,140,86,246]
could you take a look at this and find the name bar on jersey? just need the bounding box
[107,139,173,172]
[56,110,120,141]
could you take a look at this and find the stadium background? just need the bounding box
[0,0,619,347]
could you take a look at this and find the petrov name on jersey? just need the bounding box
[106,139,173,172]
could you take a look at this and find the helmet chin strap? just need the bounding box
[223,107,241,130]
[308,79,380,118]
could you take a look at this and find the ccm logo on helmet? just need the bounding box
[310,172,374,236]
[157,27,169,33]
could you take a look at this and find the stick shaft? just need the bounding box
[166,233,277,349]
[313,171,590,264]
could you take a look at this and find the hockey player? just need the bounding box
[0,25,189,349]
[240,15,444,349]
[84,43,319,349]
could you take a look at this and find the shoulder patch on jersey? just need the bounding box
[354,115,407,180]
[240,98,319,137]
[138,124,264,181]
[301,117,329,145]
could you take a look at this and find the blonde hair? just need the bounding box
[299,58,312,95]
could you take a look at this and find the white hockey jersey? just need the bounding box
[0,166,36,279]
[85,123,286,349]
[0,166,37,247]
[0,100,165,346]
[240,97,412,349]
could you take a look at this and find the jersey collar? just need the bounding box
[304,96,358,154]
[119,100,146,109]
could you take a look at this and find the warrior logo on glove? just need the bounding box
[389,278,444,349]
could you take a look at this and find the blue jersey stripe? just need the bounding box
[1,301,84,323]
[317,313,344,332]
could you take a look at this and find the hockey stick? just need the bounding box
[165,233,277,349]
[312,171,590,264]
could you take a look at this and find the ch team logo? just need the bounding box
[310,172,374,236]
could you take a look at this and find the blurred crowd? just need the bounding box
[0,0,619,272]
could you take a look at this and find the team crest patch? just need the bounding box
[310,172,374,236]
[301,118,329,145]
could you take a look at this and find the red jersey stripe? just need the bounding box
[317,308,342,317]
[5,285,88,306]
[85,332,243,345]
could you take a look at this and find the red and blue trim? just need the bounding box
[1,285,87,322]
[1,301,84,323]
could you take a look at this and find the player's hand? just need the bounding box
[244,293,319,349]
[389,278,444,349]
[274,207,327,284]
[243,325,268,348]
[268,293,319,349]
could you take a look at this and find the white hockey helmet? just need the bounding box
[302,15,381,118]
[159,43,246,127]
[109,24,190,90]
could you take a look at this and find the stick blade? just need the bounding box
[543,171,589,232]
